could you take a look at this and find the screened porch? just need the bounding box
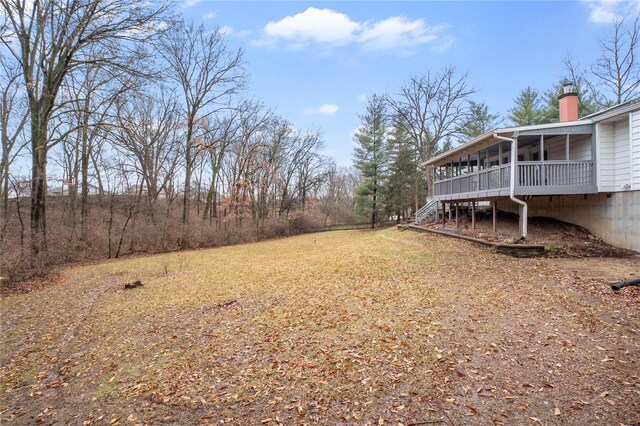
[431,129,597,201]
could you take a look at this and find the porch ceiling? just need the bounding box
[424,122,594,167]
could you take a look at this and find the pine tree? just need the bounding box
[461,101,502,139]
[508,87,545,126]
[385,115,420,221]
[353,95,389,228]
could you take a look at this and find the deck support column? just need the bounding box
[471,201,476,230]
[492,200,497,233]
[540,135,545,185]
[455,203,459,228]
[442,202,446,225]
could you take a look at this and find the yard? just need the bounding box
[1,229,639,425]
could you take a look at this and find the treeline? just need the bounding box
[351,15,639,225]
[0,0,360,281]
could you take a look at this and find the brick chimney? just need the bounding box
[559,83,578,122]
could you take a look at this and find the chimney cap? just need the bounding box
[561,82,577,95]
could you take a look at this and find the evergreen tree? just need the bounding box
[385,115,421,221]
[353,95,389,228]
[461,101,502,139]
[508,87,545,126]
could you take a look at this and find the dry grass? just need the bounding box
[1,229,639,425]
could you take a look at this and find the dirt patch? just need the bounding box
[425,211,638,258]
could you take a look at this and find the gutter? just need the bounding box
[493,133,527,240]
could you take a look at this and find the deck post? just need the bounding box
[455,203,459,227]
[442,202,446,225]
[540,135,545,185]
[590,131,597,185]
[471,201,476,230]
[492,200,497,233]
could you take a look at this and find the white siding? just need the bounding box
[597,123,615,191]
[568,135,592,161]
[544,135,591,161]
[632,110,640,190]
[613,120,630,188]
[547,135,566,160]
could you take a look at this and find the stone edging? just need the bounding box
[397,224,547,257]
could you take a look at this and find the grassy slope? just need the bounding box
[1,229,638,425]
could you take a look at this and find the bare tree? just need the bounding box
[224,104,271,227]
[112,90,182,209]
[0,0,171,256]
[61,62,135,240]
[592,14,640,105]
[385,66,475,198]
[319,163,359,225]
[158,21,245,247]
[278,128,325,217]
[199,100,257,221]
[0,55,29,237]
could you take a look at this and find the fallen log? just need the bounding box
[610,278,640,291]
[124,280,143,290]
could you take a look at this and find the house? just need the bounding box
[419,85,640,251]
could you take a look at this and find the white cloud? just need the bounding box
[359,16,439,50]
[263,8,360,47]
[215,26,251,38]
[304,104,340,115]
[252,7,453,53]
[182,0,201,9]
[351,125,365,147]
[357,93,368,103]
[202,12,217,20]
[585,0,640,24]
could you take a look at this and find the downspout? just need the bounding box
[493,133,527,240]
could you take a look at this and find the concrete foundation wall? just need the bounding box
[497,191,640,252]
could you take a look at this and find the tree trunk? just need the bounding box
[80,100,91,241]
[181,143,192,247]
[414,158,420,212]
[30,122,48,258]
[371,183,377,229]
[203,179,217,220]
[1,144,9,239]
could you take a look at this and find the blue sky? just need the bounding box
[181,1,640,166]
